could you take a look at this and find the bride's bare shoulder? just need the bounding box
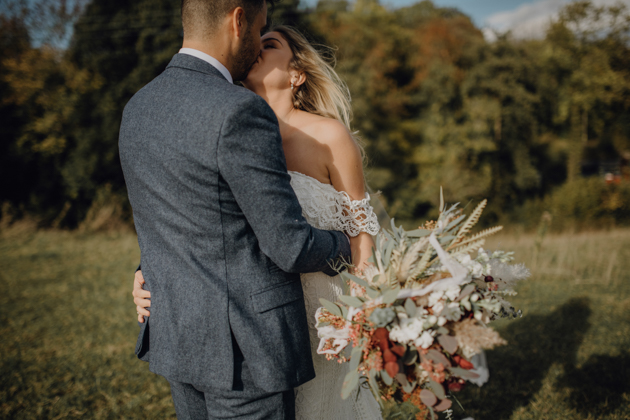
[296,112,356,149]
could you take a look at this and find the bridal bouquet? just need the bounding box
[316,193,529,419]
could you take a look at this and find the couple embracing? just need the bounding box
[119,0,382,418]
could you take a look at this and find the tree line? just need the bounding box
[1,0,629,230]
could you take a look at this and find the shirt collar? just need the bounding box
[178,48,233,84]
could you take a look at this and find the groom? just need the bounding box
[119,0,351,418]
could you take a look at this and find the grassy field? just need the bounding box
[1,225,629,419]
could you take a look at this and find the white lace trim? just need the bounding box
[289,171,380,237]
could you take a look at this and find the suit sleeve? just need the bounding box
[217,94,350,275]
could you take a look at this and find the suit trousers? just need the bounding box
[168,336,296,420]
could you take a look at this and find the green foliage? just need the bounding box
[513,177,630,231]
[1,0,629,228]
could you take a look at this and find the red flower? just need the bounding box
[452,355,474,370]
[385,361,399,378]
[448,380,465,392]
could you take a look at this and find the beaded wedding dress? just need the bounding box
[289,171,383,420]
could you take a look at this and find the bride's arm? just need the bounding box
[133,270,151,323]
[322,121,377,272]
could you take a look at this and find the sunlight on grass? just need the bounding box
[1,226,629,419]
[455,229,630,420]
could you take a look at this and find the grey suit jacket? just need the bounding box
[119,53,351,392]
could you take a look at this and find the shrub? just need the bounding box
[511,177,630,231]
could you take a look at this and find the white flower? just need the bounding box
[456,254,484,278]
[389,317,424,344]
[315,308,351,355]
[432,301,445,315]
[437,316,447,326]
[477,248,490,263]
[414,331,435,349]
[445,286,461,301]
[440,302,463,322]
[428,291,444,307]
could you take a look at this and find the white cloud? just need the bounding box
[483,0,630,41]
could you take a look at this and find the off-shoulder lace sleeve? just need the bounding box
[337,191,380,237]
[289,171,381,237]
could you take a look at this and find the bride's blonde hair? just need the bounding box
[271,25,364,160]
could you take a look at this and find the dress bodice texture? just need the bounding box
[289,171,382,420]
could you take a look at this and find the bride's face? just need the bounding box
[242,32,295,95]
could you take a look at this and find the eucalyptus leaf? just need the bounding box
[406,229,431,238]
[341,370,359,400]
[428,379,446,399]
[383,239,395,267]
[402,379,417,394]
[368,369,380,400]
[449,367,481,380]
[420,389,437,407]
[340,305,348,319]
[395,373,409,387]
[339,295,365,308]
[390,219,400,241]
[457,284,475,301]
[341,272,371,289]
[403,349,418,365]
[437,326,449,335]
[404,298,417,317]
[380,369,393,386]
[382,288,400,304]
[319,298,342,317]
[445,214,466,232]
[437,334,458,354]
[348,345,363,372]
[366,287,381,299]
[427,349,450,366]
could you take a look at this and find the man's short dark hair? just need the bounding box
[181,0,275,38]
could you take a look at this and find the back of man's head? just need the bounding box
[182,0,270,40]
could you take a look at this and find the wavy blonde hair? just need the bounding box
[271,25,364,160]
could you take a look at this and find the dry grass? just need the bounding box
[1,227,629,419]
[452,229,630,420]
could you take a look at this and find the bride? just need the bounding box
[133,26,384,420]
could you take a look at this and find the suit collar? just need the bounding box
[166,53,231,83]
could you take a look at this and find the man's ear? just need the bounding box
[231,7,245,38]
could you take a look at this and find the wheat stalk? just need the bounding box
[449,199,487,248]
[450,238,486,257]
[397,237,430,281]
[406,242,434,285]
[447,226,503,251]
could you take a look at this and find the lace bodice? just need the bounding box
[289,171,380,237]
[289,171,382,420]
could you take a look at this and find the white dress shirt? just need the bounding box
[179,48,233,84]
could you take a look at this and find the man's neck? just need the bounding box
[182,39,233,76]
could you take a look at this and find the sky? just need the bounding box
[380,0,630,40]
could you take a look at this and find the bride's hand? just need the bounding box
[133,270,151,323]
[349,232,375,273]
